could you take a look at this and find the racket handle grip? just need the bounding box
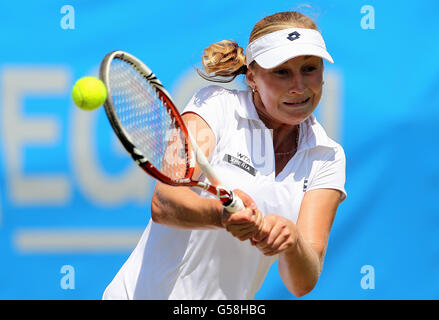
[223,192,245,213]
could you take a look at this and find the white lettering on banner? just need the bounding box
[70,103,149,206]
[1,66,150,209]
[14,228,143,253]
[0,64,341,252]
[1,67,71,205]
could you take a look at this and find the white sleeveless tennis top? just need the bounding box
[102,85,347,300]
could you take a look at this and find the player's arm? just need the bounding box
[151,183,224,229]
[252,188,342,297]
[151,112,261,233]
[151,112,221,229]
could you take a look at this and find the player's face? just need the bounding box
[247,55,324,128]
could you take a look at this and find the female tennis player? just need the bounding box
[103,11,346,299]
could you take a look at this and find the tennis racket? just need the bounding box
[99,50,244,213]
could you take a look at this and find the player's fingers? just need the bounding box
[226,214,262,239]
[258,233,285,255]
[253,215,285,250]
[234,228,258,241]
[258,221,297,255]
[227,207,258,225]
[226,222,256,234]
[265,222,285,247]
[254,209,264,231]
[252,219,271,243]
[232,189,257,210]
[260,239,294,256]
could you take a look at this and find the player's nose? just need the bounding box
[288,75,306,94]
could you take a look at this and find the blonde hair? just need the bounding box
[198,11,319,83]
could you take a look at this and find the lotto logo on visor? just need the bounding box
[287,31,300,41]
[245,27,334,69]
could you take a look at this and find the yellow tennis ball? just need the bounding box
[72,76,107,110]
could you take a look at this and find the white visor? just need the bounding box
[246,28,334,69]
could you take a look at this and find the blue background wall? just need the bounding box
[0,0,438,299]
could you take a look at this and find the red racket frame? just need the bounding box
[100,50,235,206]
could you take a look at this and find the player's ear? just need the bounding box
[245,64,256,89]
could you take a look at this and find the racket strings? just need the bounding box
[109,58,189,180]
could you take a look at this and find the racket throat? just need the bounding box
[196,182,232,204]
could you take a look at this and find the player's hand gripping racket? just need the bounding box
[99,50,244,213]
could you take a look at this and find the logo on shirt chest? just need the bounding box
[303,179,309,192]
[223,153,257,176]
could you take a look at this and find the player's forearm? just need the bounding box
[151,182,224,229]
[278,231,322,297]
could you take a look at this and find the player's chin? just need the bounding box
[280,100,315,121]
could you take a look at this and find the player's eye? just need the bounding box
[273,69,288,76]
[302,65,317,73]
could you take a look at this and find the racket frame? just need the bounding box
[99,50,241,209]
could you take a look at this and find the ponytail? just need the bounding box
[197,40,247,83]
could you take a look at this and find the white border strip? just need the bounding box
[13,228,143,253]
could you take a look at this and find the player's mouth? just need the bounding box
[283,97,311,107]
